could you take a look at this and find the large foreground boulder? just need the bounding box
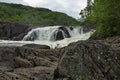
[55,40,120,80]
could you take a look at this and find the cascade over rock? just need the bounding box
[54,30,64,41]
[58,27,71,38]
[0,22,93,43]
[51,27,71,41]
[23,26,79,41]
[0,25,95,48]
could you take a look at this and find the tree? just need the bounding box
[91,0,120,38]
[80,0,94,18]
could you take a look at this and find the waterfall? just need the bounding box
[23,26,59,41]
[68,27,83,37]
[0,26,95,48]
[23,26,73,41]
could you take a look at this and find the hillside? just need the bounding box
[0,2,80,26]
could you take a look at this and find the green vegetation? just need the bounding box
[80,0,120,38]
[0,2,80,26]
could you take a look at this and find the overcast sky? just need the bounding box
[0,0,87,18]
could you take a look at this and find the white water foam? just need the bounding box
[0,26,95,48]
[23,26,60,41]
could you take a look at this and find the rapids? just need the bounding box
[0,26,95,48]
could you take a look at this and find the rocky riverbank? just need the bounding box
[0,36,119,80]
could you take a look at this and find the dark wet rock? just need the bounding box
[59,27,71,38]
[52,27,71,41]
[13,33,26,40]
[82,25,91,33]
[23,44,50,49]
[23,30,39,41]
[69,27,73,30]
[82,23,96,33]
[55,31,64,41]
[0,22,33,40]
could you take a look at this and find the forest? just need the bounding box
[80,0,120,38]
[0,2,80,26]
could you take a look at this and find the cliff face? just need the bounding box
[0,22,33,40]
[0,39,119,80]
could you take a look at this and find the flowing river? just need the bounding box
[0,26,95,48]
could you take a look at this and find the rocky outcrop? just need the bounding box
[0,40,119,80]
[55,40,120,80]
[82,23,96,33]
[0,22,33,40]
[0,46,59,80]
[105,36,120,52]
